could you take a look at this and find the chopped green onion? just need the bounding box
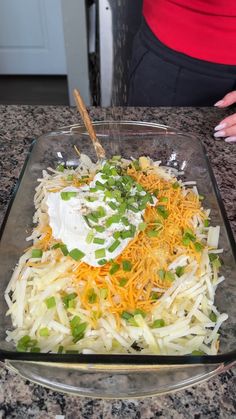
[108,240,120,253]
[128,318,138,327]
[95,180,105,190]
[121,217,129,226]
[86,231,94,244]
[138,222,147,231]
[93,237,105,245]
[146,229,159,238]
[199,194,204,201]
[60,191,77,201]
[104,190,114,199]
[30,347,40,353]
[119,278,128,287]
[85,196,97,202]
[157,269,165,280]
[52,243,68,256]
[182,229,196,245]
[56,164,65,172]
[194,242,204,252]
[172,182,180,189]
[128,204,139,213]
[121,230,133,239]
[70,316,87,342]
[97,259,107,265]
[60,244,69,256]
[165,271,175,282]
[89,187,98,193]
[62,292,77,309]
[87,212,99,223]
[45,296,56,309]
[109,263,120,275]
[97,206,106,217]
[108,201,117,210]
[159,197,168,203]
[31,249,43,258]
[191,350,205,355]
[136,183,143,192]
[209,254,221,269]
[132,160,140,171]
[156,205,169,219]
[16,335,31,352]
[209,253,218,262]
[107,178,115,186]
[134,309,146,318]
[209,312,217,322]
[182,236,191,246]
[52,243,61,249]
[204,219,210,227]
[113,231,121,239]
[213,257,221,270]
[127,197,135,204]
[70,315,80,326]
[151,292,159,300]
[39,327,50,337]
[122,260,132,272]
[87,289,97,304]
[118,202,127,215]
[94,225,105,233]
[106,214,121,227]
[176,266,185,277]
[121,311,133,320]
[151,319,165,328]
[111,168,118,176]
[67,174,74,181]
[95,248,106,259]
[153,189,159,196]
[69,248,85,261]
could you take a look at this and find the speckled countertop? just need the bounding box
[0,105,235,418]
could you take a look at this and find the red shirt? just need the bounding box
[143,0,236,65]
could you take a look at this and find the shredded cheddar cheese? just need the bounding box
[4,155,227,356]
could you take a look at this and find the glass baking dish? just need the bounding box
[0,121,235,398]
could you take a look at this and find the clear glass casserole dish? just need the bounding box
[0,121,235,398]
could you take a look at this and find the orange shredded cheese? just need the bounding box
[28,165,206,321]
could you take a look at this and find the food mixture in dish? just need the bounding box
[5,155,228,355]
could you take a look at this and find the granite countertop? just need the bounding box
[0,105,235,418]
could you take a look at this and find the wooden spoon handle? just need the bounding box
[73,89,106,159]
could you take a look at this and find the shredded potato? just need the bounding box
[4,155,227,355]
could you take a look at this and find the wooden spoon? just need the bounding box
[73,89,106,160]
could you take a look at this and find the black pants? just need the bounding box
[128,20,236,107]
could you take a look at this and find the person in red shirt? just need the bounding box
[128,0,236,142]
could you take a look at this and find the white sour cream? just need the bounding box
[46,173,147,267]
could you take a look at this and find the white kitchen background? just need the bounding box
[0,0,142,106]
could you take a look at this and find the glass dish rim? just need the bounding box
[0,120,235,367]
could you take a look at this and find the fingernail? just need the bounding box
[225,136,236,143]
[214,100,224,107]
[214,123,226,131]
[214,130,225,138]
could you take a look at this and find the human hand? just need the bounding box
[214,91,236,143]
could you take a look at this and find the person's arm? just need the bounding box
[214,91,236,143]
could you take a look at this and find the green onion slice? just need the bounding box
[45,296,56,309]
[122,260,132,272]
[31,249,43,258]
[69,248,85,261]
